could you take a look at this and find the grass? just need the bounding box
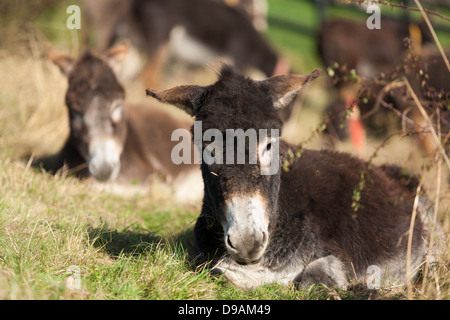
[0,157,342,300]
[0,159,347,300]
[0,0,448,300]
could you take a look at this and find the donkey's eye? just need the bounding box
[261,142,272,156]
[111,103,123,125]
[69,109,83,124]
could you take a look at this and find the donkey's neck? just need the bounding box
[116,114,155,184]
[262,141,329,268]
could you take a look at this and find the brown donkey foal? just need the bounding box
[146,65,443,289]
[34,43,202,200]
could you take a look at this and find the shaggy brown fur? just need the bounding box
[147,65,441,289]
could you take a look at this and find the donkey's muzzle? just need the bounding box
[88,138,122,182]
[89,161,118,181]
[226,230,268,264]
[223,195,269,264]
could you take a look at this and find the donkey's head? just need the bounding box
[146,66,320,264]
[49,43,129,181]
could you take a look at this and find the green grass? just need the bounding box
[0,167,299,300]
[0,0,448,301]
[0,159,363,300]
[265,0,321,72]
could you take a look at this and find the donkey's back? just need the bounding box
[280,146,437,286]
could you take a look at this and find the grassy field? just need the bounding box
[0,0,449,300]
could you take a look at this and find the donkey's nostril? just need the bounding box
[227,234,236,250]
[261,232,267,247]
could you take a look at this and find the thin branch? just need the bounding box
[65,162,88,177]
[420,111,442,296]
[413,0,450,72]
[406,174,425,300]
[383,2,450,23]
[403,77,450,171]
[347,0,450,23]
[361,80,410,122]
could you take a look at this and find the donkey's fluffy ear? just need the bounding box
[260,68,321,110]
[146,85,206,116]
[47,48,76,76]
[103,40,130,74]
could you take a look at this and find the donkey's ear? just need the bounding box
[260,68,321,109]
[103,40,130,74]
[146,85,207,116]
[47,48,76,76]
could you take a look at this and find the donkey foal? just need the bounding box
[146,65,442,290]
[35,43,202,200]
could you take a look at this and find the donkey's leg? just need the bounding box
[293,255,349,289]
[212,257,304,290]
[141,45,170,90]
[194,211,225,261]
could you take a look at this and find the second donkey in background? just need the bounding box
[34,43,202,201]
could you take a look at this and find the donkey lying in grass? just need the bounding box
[146,65,442,289]
[34,43,202,200]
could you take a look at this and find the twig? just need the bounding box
[350,261,358,281]
[401,107,413,134]
[388,3,450,23]
[405,174,425,300]
[348,0,450,23]
[66,162,88,176]
[403,77,450,171]
[413,0,450,72]
[443,131,450,146]
[25,153,35,171]
[361,80,406,121]
[420,136,442,296]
